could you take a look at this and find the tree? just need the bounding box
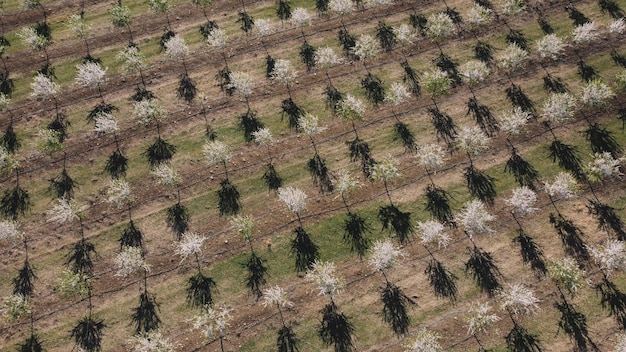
[278,187,319,271]
[203,140,241,216]
[262,286,300,352]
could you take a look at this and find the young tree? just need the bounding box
[499,284,543,352]
[416,144,455,227]
[231,215,267,299]
[203,140,241,216]
[253,128,282,192]
[465,302,500,350]
[164,34,197,102]
[457,126,496,204]
[192,304,232,352]
[337,94,376,177]
[109,1,134,44]
[262,286,299,352]
[385,82,416,151]
[315,46,344,114]
[278,186,319,271]
[333,170,370,258]
[134,98,176,167]
[417,220,457,301]
[299,112,333,193]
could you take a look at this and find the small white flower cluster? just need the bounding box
[255,18,275,38]
[262,285,293,308]
[385,82,411,106]
[466,302,500,335]
[589,239,626,276]
[278,186,307,215]
[536,34,566,60]
[499,283,540,315]
[365,0,393,7]
[460,60,491,86]
[2,293,32,321]
[94,112,118,134]
[329,0,355,15]
[37,128,63,154]
[230,214,255,242]
[586,152,625,182]
[405,328,443,352]
[18,27,47,51]
[426,12,455,39]
[370,155,401,182]
[0,93,10,111]
[544,172,578,199]
[580,79,614,108]
[271,59,297,85]
[315,46,343,69]
[68,14,91,38]
[48,198,86,224]
[192,305,232,339]
[394,23,416,45]
[541,92,577,123]
[75,61,107,89]
[457,200,495,237]
[128,330,176,352]
[57,269,91,298]
[134,98,166,126]
[352,34,378,60]
[573,22,598,44]
[0,220,21,241]
[501,0,525,15]
[115,246,150,277]
[109,3,132,28]
[0,146,19,172]
[252,128,273,147]
[31,72,58,97]
[117,45,147,73]
[298,112,326,137]
[106,178,133,208]
[202,140,231,166]
[417,220,450,249]
[227,71,253,98]
[500,107,531,136]
[333,170,361,196]
[306,260,344,297]
[151,163,182,187]
[456,126,490,155]
[337,94,365,121]
[467,4,492,27]
[548,257,587,296]
[164,35,189,60]
[368,238,406,272]
[609,18,626,34]
[497,43,528,71]
[206,28,228,49]
[175,232,206,263]
[416,144,446,171]
[148,0,170,13]
[290,7,312,27]
[505,186,538,215]
[422,68,451,98]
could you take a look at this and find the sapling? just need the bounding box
[278,186,319,271]
[262,285,299,352]
[372,156,413,244]
[333,170,370,258]
[231,215,267,299]
[253,128,282,191]
[203,140,241,216]
[466,302,500,350]
[337,94,376,177]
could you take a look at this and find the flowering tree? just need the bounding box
[499,284,543,351]
[316,46,344,114]
[192,304,232,352]
[404,329,442,352]
[461,60,498,137]
[385,82,416,151]
[333,170,370,258]
[337,94,376,177]
[417,220,457,301]
[299,112,333,193]
[227,71,264,142]
[291,7,316,72]
[231,215,267,299]
[207,28,233,96]
[253,128,282,192]
[164,35,197,102]
[272,58,302,130]
[152,164,189,240]
[68,13,97,62]
[262,286,299,352]
[456,125,496,204]
[423,68,456,150]
[352,33,386,106]
[330,0,356,58]
[134,98,176,167]
[278,186,319,271]
[175,231,218,312]
[203,140,240,216]
[109,0,134,44]
[416,144,454,227]
[465,302,500,350]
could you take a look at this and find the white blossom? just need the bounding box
[365,0,393,7]
[115,246,150,277]
[164,34,189,60]
[501,0,525,15]
[68,14,91,38]
[467,4,492,27]
[134,98,166,125]
[57,269,91,298]
[422,68,451,98]
[271,59,297,85]
[500,107,531,136]
[37,128,63,154]
[0,220,21,241]
[505,186,538,215]
[496,43,528,71]
[128,330,175,352]
[109,3,132,28]
[385,82,411,106]
[426,12,455,39]
[615,333,626,352]
[0,146,19,172]
[544,172,578,199]
[405,329,443,352]
[394,23,416,45]
[581,79,614,108]
[586,152,625,182]
[329,0,355,15]
[573,22,599,44]
[298,112,326,136]
[541,92,577,123]
[352,34,378,60]
[609,18,626,34]
[31,72,58,97]
[206,28,227,49]
[370,155,401,182]
[75,61,107,88]
[337,94,365,121]
[315,46,343,68]
[117,45,147,73]
[459,60,490,86]
[466,302,500,335]
[192,305,232,339]
[202,140,231,166]
[368,238,406,272]
[94,112,118,134]
[262,285,292,308]
[175,232,206,263]
[18,26,47,51]
[416,144,446,171]
[151,163,182,187]
[2,294,32,321]
[417,220,450,249]
[252,127,273,147]
[589,239,626,276]
[254,18,274,38]
[499,283,540,315]
[456,125,489,155]
[536,34,566,60]
[106,178,133,208]
[290,7,312,27]
[230,214,255,242]
[277,186,307,215]
[0,93,10,111]
[306,260,344,297]
[148,0,170,13]
[332,170,361,196]
[48,198,85,224]
[548,257,587,297]
[457,200,495,237]
[227,71,253,97]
